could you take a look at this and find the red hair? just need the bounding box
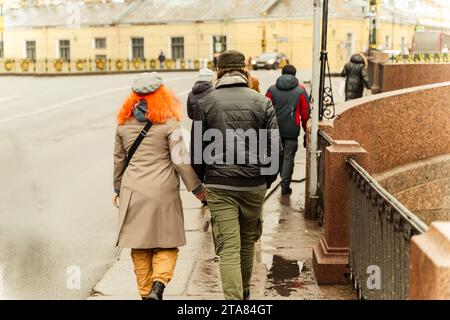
[117,85,181,125]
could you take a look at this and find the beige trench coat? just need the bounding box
[113,117,201,249]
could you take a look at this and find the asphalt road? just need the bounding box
[0,70,283,299]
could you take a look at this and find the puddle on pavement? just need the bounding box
[266,255,304,297]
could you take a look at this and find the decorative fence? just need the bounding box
[0,58,213,74]
[346,157,428,300]
[389,52,450,64]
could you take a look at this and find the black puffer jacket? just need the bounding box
[190,72,280,188]
[341,54,371,101]
[187,81,213,120]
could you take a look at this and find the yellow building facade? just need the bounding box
[0,0,441,73]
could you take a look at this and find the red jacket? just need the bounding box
[266,75,310,138]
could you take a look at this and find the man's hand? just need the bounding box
[112,192,120,208]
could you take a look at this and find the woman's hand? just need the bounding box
[112,192,120,208]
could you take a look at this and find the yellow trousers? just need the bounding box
[130,248,179,297]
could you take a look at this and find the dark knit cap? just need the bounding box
[217,50,246,68]
[282,64,297,76]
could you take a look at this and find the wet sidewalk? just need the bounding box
[88,149,355,300]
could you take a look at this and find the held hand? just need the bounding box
[195,187,206,202]
[112,192,120,208]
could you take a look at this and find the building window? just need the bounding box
[131,37,144,60]
[385,35,392,50]
[95,38,107,49]
[213,35,227,55]
[345,32,355,61]
[171,37,184,60]
[0,41,3,59]
[59,40,71,61]
[25,41,36,61]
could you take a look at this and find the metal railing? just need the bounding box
[317,130,333,225]
[389,52,450,64]
[346,158,428,300]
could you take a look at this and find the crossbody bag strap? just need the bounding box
[123,120,153,173]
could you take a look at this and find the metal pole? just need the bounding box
[369,0,380,53]
[318,0,329,121]
[307,0,322,219]
[0,0,4,59]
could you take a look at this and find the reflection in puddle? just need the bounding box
[266,255,303,297]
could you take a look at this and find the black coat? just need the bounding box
[341,54,371,101]
[187,81,213,120]
[191,72,280,188]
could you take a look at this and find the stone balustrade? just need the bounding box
[307,82,450,299]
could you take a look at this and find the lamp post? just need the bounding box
[0,0,3,59]
[369,0,381,52]
[307,0,336,220]
[307,0,322,220]
[261,12,268,53]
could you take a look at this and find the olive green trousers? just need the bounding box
[206,187,266,300]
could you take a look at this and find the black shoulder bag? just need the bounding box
[121,120,153,175]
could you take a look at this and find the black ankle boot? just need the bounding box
[145,281,165,300]
[243,289,250,300]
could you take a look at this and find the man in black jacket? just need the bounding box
[190,50,280,300]
[187,68,214,120]
[266,64,310,195]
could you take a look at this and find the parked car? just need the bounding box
[251,52,289,70]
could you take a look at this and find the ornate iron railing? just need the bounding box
[317,130,333,225]
[318,0,336,120]
[0,58,211,74]
[346,158,428,300]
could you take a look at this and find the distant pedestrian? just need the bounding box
[249,76,261,93]
[158,51,166,69]
[266,64,310,195]
[341,53,371,101]
[187,68,214,120]
[191,50,280,300]
[113,72,205,300]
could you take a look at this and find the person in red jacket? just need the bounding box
[266,64,310,195]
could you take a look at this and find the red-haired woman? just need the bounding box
[113,72,205,300]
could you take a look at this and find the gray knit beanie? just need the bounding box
[132,72,163,95]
